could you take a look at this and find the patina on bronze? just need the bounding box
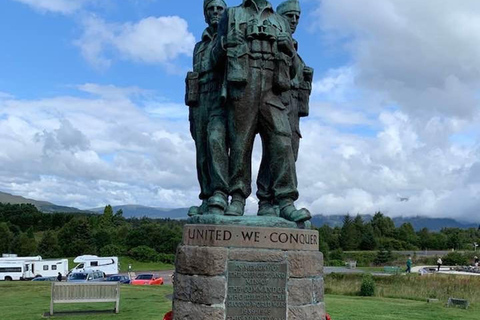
[226,261,287,320]
[185,0,314,225]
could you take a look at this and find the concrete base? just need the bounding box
[172,225,325,320]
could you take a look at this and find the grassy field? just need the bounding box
[67,256,174,273]
[0,281,477,320]
[327,295,478,320]
[325,273,480,304]
[0,282,173,320]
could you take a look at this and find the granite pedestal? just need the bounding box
[172,218,325,320]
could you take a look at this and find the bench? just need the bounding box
[346,261,357,269]
[447,298,469,309]
[50,282,120,315]
[383,266,401,274]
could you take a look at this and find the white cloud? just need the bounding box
[12,0,90,14]
[0,85,199,209]
[75,15,195,70]
[314,0,480,120]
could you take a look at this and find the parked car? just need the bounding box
[105,274,130,284]
[32,276,57,281]
[131,274,163,286]
[67,270,105,283]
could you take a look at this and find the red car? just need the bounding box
[131,274,164,286]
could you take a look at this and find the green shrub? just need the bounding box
[443,252,468,266]
[359,273,376,296]
[99,244,125,257]
[374,248,392,265]
[329,249,344,261]
[157,253,175,264]
[128,245,159,262]
[326,259,345,267]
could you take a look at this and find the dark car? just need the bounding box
[32,276,57,281]
[105,275,130,284]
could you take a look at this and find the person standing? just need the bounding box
[186,0,229,216]
[57,272,62,282]
[475,256,479,267]
[406,256,412,273]
[436,257,442,272]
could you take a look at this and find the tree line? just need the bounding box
[0,203,183,263]
[1,204,479,264]
[317,212,480,255]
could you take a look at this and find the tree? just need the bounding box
[38,230,62,258]
[340,214,359,250]
[396,223,419,249]
[100,205,114,228]
[371,212,395,238]
[0,222,13,253]
[360,223,377,250]
[13,232,37,256]
[58,218,95,257]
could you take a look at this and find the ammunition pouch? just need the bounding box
[298,66,314,117]
[273,53,291,94]
[227,48,249,84]
[185,71,199,107]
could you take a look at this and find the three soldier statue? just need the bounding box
[186,0,313,223]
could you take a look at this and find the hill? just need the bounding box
[0,191,85,213]
[1,190,478,229]
[88,204,188,219]
[310,214,479,232]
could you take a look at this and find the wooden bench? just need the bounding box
[50,282,120,315]
[383,266,401,274]
[447,298,469,309]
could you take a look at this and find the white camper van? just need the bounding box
[72,255,119,276]
[0,260,25,281]
[0,258,68,280]
[24,259,69,279]
[0,254,42,262]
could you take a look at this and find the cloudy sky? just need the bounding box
[1,0,480,222]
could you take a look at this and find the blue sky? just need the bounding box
[1,0,480,222]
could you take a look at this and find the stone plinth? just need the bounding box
[172,224,325,320]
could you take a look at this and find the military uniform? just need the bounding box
[187,25,229,214]
[213,0,309,221]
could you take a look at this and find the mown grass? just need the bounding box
[67,256,174,273]
[0,282,173,320]
[326,273,480,304]
[0,277,478,320]
[326,295,478,320]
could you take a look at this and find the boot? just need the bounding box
[225,193,245,216]
[188,200,208,217]
[279,199,311,222]
[257,200,278,217]
[207,191,228,215]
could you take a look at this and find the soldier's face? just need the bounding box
[283,11,300,34]
[206,3,225,28]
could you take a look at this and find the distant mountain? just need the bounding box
[88,204,188,219]
[2,190,478,229]
[0,191,85,213]
[310,214,479,232]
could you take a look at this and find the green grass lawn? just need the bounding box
[67,256,174,273]
[327,295,478,320]
[0,282,477,320]
[0,282,173,320]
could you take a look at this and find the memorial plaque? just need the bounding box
[226,261,287,320]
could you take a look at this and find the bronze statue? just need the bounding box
[256,0,314,218]
[186,0,229,216]
[212,0,311,222]
[186,0,314,224]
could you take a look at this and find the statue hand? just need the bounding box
[225,29,244,48]
[277,34,295,56]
